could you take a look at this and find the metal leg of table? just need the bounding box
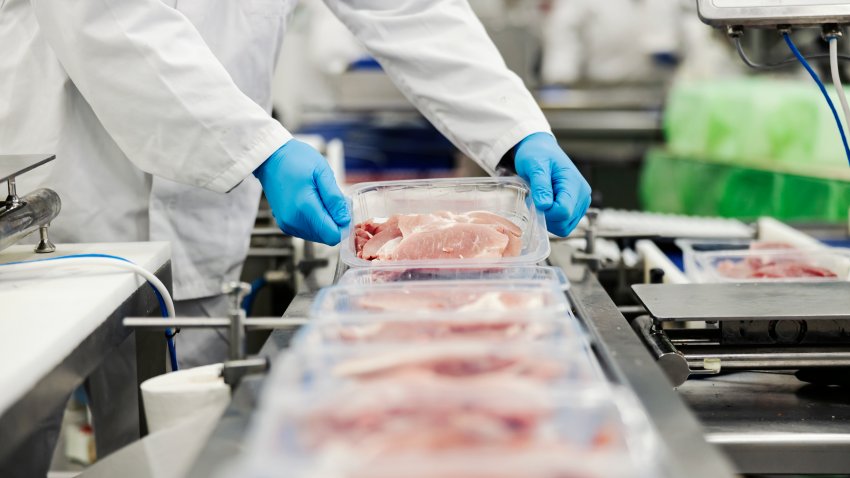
[86,334,141,460]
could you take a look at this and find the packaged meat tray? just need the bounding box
[676,238,784,281]
[337,265,569,289]
[310,280,572,321]
[690,247,850,283]
[240,385,657,478]
[277,341,602,388]
[294,315,579,347]
[340,177,550,268]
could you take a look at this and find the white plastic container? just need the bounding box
[691,247,850,283]
[140,364,230,434]
[310,280,572,322]
[337,265,569,289]
[340,177,550,268]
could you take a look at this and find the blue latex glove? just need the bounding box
[514,132,591,237]
[254,140,350,245]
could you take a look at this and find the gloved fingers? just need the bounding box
[314,165,350,227]
[547,173,591,237]
[564,193,592,235]
[293,189,343,246]
[521,158,554,212]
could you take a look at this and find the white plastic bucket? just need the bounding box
[140,363,230,434]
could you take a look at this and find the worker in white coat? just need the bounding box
[541,0,681,85]
[1,0,590,472]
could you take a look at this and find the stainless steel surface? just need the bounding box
[0,188,61,252]
[632,315,691,387]
[221,357,269,388]
[34,224,55,253]
[123,317,308,330]
[632,282,850,322]
[0,262,170,465]
[223,282,251,361]
[549,243,737,478]
[681,346,850,369]
[0,154,56,184]
[679,371,850,474]
[697,0,850,27]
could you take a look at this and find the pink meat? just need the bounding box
[333,352,565,383]
[361,222,403,260]
[332,319,558,344]
[391,223,509,260]
[468,211,522,237]
[300,379,552,453]
[353,211,523,262]
[716,259,837,280]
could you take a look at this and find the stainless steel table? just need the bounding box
[0,262,170,466]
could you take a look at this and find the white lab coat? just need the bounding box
[1,0,550,300]
[541,0,681,85]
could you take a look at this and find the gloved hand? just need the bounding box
[254,140,350,245]
[514,132,591,237]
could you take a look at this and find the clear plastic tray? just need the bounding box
[293,315,580,347]
[310,280,572,322]
[276,341,602,389]
[336,265,569,289]
[340,177,550,268]
[242,386,658,478]
[675,238,799,281]
[692,247,850,283]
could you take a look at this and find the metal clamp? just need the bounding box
[123,281,309,386]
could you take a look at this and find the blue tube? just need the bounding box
[784,32,850,167]
[241,277,268,317]
[0,253,179,371]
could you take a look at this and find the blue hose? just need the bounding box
[241,277,268,317]
[784,32,850,167]
[0,253,179,371]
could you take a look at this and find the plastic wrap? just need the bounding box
[340,177,549,267]
[691,247,850,283]
[337,265,569,289]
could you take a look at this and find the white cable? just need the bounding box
[829,37,850,139]
[0,258,175,318]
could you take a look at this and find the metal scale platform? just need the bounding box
[631,282,850,474]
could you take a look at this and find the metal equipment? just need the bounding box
[124,281,308,388]
[630,282,850,387]
[698,0,850,27]
[0,154,60,253]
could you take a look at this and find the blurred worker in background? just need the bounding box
[541,0,739,85]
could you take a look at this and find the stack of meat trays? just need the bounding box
[227,178,662,478]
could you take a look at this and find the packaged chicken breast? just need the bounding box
[237,385,659,478]
[277,341,603,389]
[340,177,550,268]
[337,265,570,289]
[310,280,573,322]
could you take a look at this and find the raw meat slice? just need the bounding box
[715,258,838,280]
[391,223,509,260]
[354,211,523,262]
[331,347,566,383]
[328,318,562,344]
[468,211,522,237]
[354,229,372,259]
[298,378,553,453]
[361,222,402,260]
[352,290,550,313]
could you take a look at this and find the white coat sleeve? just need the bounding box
[29,0,291,193]
[322,0,552,174]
